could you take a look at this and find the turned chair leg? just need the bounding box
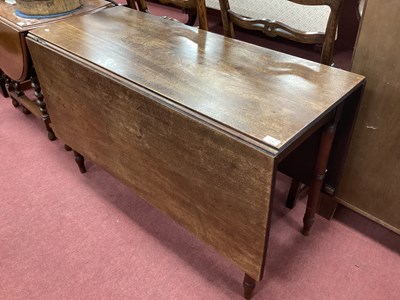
[286,178,300,209]
[185,8,197,26]
[243,274,256,300]
[73,151,87,174]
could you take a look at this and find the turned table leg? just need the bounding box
[5,77,19,108]
[12,81,32,115]
[303,106,343,236]
[31,73,56,141]
[73,151,87,174]
[243,274,256,300]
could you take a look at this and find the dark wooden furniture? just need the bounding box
[126,0,148,10]
[159,0,198,26]
[0,0,111,140]
[218,0,345,208]
[218,0,344,66]
[0,68,8,97]
[26,6,364,298]
[129,0,208,30]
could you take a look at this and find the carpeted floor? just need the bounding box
[1,89,399,300]
[1,3,399,300]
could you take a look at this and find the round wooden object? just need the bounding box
[16,0,82,16]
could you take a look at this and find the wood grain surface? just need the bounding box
[0,0,111,81]
[16,0,82,16]
[0,23,28,81]
[26,5,365,281]
[27,38,276,281]
[337,0,400,232]
[27,6,364,154]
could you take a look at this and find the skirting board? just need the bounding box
[317,193,399,235]
[337,198,400,235]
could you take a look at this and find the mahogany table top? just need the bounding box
[26,6,365,284]
[27,6,365,156]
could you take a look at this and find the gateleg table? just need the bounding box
[0,0,111,139]
[26,6,365,299]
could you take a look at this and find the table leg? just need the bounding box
[31,73,56,141]
[0,70,9,98]
[73,151,87,174]
[303,106,343,235]
[4,77,19,107]
[12,81,32,115]
[243,274,256,300]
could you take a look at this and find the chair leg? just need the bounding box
[185,9,197,26]
[243,274,256,300]
[286,178,300,209]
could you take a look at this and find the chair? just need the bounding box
[218,0,344,66]
[218,0,344,214]
[127,0,208,30]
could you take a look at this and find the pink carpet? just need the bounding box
[1,91,399,300]
[1,3,399,299]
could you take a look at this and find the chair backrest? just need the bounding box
[127,0,208,30]
[218,0,344,65]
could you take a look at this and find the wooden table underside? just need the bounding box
[0,0,111,81]
[26,6,365,298]
[0,0,112,139]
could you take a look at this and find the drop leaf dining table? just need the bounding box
[26,6,365,299]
